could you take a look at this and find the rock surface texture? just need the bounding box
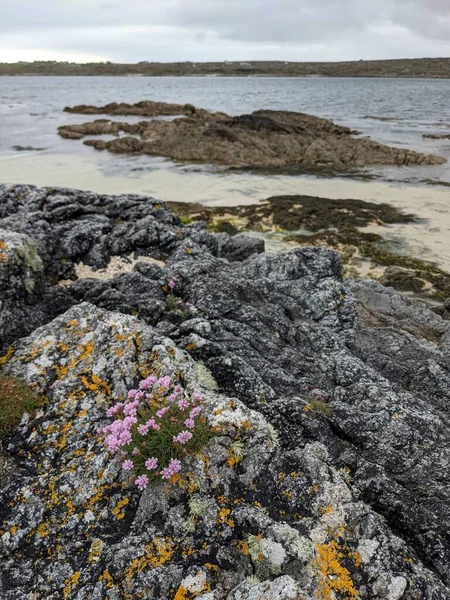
[0,184,450,599]
[57,102,446,169]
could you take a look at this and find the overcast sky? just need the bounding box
[1,0,450,63]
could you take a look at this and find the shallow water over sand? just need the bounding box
[1,151,450,273]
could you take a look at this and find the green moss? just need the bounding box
[180,216,193,225]
[0,372,45,435]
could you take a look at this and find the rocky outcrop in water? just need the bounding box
[58,103,446,169]
[1,184,450,599]
[63,100,202,117]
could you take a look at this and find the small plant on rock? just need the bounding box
[102,375,213,490]
[0,373,44,435]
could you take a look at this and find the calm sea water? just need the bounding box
[1,75,450,187]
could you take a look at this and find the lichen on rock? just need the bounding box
[0,184,450,599]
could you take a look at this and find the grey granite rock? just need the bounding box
[0,228,73,352]
[0,185,450,598]
[216,232,265,262]
[1,304,448,599]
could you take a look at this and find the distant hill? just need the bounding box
[1,58,450,78]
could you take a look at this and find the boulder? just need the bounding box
[216,232,265,261]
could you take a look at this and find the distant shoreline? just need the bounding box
[2,74,450,80]
[1,57,450,78]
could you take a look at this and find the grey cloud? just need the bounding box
[0,0,175,32]
[174,0,450,43]
[1,0,450,62]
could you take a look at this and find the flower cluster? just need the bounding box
[102,375,212,490]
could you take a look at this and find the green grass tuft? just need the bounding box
[0,373,45,435]
[308,398,332,417]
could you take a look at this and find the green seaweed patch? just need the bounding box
[168,195,415,236]
[0,372,46,435]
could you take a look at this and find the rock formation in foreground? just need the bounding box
[1,184,450,599]
[58,101,446,169]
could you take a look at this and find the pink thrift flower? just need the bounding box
[156,407,170,418]
[184,418,195,429]
[123,403,138,417]
[160,458,182,479]
[127,389,138,399]
[151,423,161,431]
[139,376,157,390]
[119,430,132,445]
[190,406,202,418]
[193,392,203,401]
[122,460,134,471]
[145,457,158,470]
[158,376,172,388]
[168,279,176,290]
[138,424,149,435]
[173,430,193,445]
[135,474,149,490]
[178,399,189,410]
[106,402,124,417]
[132,447,140,456]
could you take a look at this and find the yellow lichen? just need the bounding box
[0,239,8,263]
[313,539,360,600]
[37,522,50,538]
[237,541,250,555]
[112,497,129,520]
[125,538,176,580]
[0,346,15,366]
[216,507,235,528]
[174,586,190,600]
[63,571,81,599]
[227,447,241,468]
[80,374,112,396]
[99,568,114,588]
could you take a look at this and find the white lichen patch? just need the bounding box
[180,571,207,594]
[194,360,219,391]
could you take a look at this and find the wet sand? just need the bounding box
[1,152,449,273]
